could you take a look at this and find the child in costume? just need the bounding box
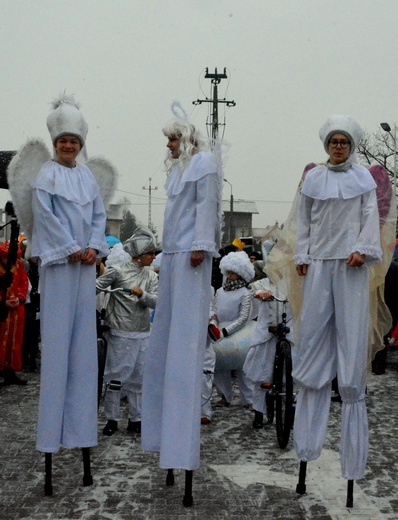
[96,227,158,436]
[243,277,293,429]
[209,250,254,408]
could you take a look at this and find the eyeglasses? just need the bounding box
[329,139,350,149]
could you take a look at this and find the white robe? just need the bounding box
[34,161,108,453]
[141,152,220,470]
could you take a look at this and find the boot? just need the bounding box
[252,410,264,429]
[103,420,118,436]
[127,420,141,434]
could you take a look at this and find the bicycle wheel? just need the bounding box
[274,340,294,449]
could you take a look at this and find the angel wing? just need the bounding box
[86,156,117,209]
[7,138,51,242]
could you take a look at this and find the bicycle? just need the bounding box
[261,296,295,449]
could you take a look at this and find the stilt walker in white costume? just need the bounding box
[96,226,158,436]
[7,93,116,495]
[291,115,383,507]
[141,104,222,506]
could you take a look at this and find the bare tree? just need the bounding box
[357,130,396,178]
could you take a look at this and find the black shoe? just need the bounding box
[127,420,141,434]
[103,420,118,436]
[2,369,27,386]
[252,410,264,429]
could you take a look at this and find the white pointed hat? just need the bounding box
[47,93,88,146]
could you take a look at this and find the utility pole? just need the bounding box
[142,177,158,229]
[193,68,236,243]
[192,67,236,143]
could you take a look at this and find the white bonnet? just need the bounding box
[319,115,363,154]
[123,226,157,258]
[219,251,255,283]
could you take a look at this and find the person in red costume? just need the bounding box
[0,242,29,385]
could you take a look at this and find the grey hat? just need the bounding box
[123,227,157,258]
[319,115,363,154]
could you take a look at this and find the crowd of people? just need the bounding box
[2,98,397,504]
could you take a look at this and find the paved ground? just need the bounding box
[1,349,398,520]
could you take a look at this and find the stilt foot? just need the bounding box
[82,448,93,487]
[346,479,353,508]
[183,470,193,507]
[44,453,53,496]
[83,474,94,486]
[182,494,194,507]
[296,460,307,495]
[166,469,174,486]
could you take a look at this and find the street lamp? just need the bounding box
[223,178,234,243]
[380,122,397,199]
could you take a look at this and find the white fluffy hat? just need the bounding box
[123,227,157,258]
[47,93,88,146]
[219,251,255,283]
[319,115,363,154]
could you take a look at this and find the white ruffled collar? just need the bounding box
[301,163,377,200]
[165,152,217,196]
[33,161,100,205]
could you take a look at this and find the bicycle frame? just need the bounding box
[265,297,295,449]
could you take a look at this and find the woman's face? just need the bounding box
[167,136,181,159]
[55,135,81,167]
[328,133,351,165]
[226,271,240,281]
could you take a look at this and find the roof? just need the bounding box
[222,199,259,214]
[107,204,124,220]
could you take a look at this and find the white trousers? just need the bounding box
[214,369,253,406]
[36,263,98,453]
[104,333,148,422]
[243,337,276,413]
[142,253,212,470]
[201,339,215,420]
[293,259,369,479]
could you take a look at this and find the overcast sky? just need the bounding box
[1,0,398,237]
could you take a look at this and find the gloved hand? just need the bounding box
[208,323,224,342]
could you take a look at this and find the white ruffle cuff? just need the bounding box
[293,254,312,265]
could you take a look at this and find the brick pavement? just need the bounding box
[1,350,398,520]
